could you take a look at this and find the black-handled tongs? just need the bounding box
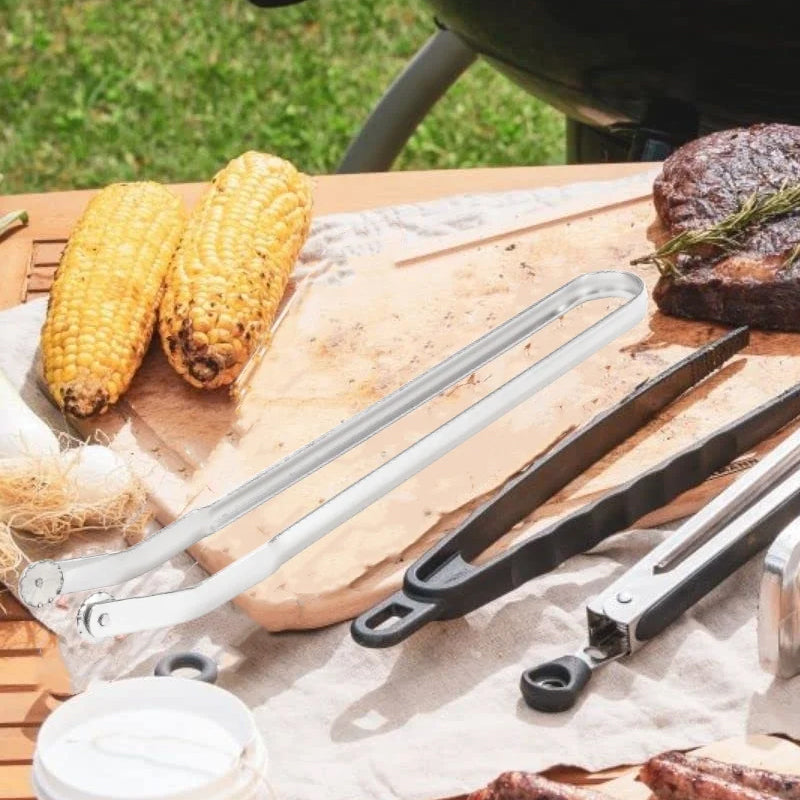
[351,326,800,656]
[524,395,800,712]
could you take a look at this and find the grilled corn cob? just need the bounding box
[41,182,185,417]
[158,151,313,389]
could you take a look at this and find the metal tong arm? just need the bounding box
[72,271,647,637]
[590,421,800,643]
[20,271,645,607]
[523,414,800,712]
[352,380,800,647]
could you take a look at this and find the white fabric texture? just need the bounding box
[4,170,796,800]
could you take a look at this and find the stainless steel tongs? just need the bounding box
[19,271,646,639]
[523,418,800,712]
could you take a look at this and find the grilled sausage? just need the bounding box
[644,753,800,800]
[640,752,785,800]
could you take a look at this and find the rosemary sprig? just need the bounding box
[631,181,800,276]
[784,240,800,270]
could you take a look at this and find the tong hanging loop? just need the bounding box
[520,656,593,713]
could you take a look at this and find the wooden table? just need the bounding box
[0,162,650,799]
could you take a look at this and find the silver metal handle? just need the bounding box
[21,272,644,609]
[585,422,800,666]
[18,271,643,624]
[654,428,800,573]
[21,272,645,610]
[72,271,645,638]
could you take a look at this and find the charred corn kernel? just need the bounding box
[159,151,313,389]
[41,182,185,417]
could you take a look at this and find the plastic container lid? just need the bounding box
[32,676,268,800]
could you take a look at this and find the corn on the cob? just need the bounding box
[41,182,185,417]
[158,151,313,389]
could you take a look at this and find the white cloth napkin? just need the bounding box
[6,170,798,800]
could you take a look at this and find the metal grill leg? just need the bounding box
[337,29,476,173]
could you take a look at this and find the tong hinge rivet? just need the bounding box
[616,591,633,604]
[98,614,110,627]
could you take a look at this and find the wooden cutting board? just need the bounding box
[58,192,800,632]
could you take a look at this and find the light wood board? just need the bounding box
[61,194,800,632]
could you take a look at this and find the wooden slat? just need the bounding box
[0,728,36,763]
[0,764,33,800]
[23,290,49,303]
[26,269,57,292]
[0,622,51,655]
[0,594,32,622]
[0,238,30,310]
[38,646,72,698]
[0,647,68,695]
[0,690,61,727]
[31,241,65,265]
[0,657,43,690]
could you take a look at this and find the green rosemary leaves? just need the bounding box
[631,182,800,276]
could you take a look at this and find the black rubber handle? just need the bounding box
[520,656,592,712]
[402,327,750,601]
[154,652,218,684]
[351,592,442,648]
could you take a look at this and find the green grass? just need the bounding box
[0,0,565,194]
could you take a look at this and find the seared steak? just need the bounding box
[652,123,800,330]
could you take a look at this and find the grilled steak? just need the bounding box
[652,123,800,330]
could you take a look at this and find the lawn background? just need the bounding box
[0,0,565,194]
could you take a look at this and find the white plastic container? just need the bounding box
[31,654,270,800]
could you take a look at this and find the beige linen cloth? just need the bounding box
[3,171,799,800]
